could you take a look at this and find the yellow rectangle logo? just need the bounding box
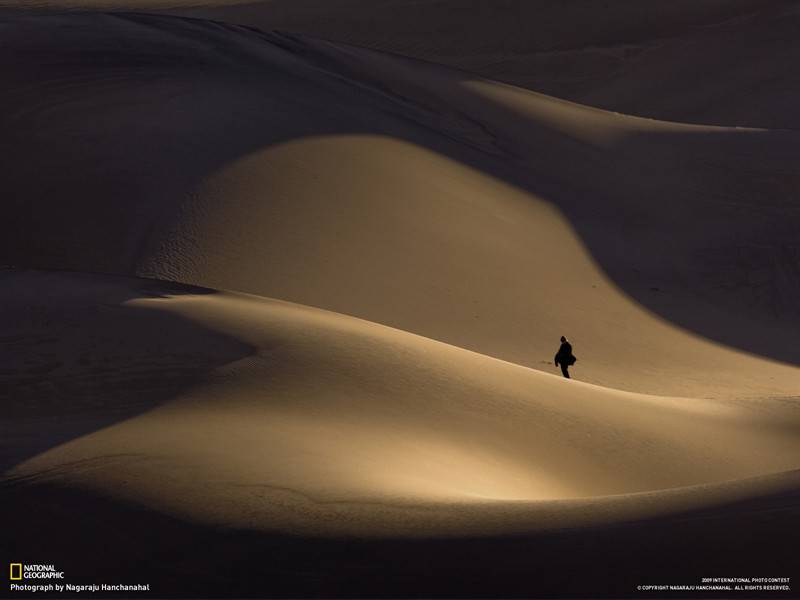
[10,563,23,580]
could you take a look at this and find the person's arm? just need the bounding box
[554,353,559,366]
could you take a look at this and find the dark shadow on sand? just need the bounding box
[0,269,255,473]
[2,475,798,598]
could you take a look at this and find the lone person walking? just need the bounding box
[554,336,576,378]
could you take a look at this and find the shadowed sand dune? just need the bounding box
[157,0,800,129]
[5,1,798,128]
[1,12,800,399]
[2,270,800,595]
[0,270,255,473]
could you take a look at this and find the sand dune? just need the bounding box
[161,0,800,129]
[2,6,799,596]
[1,12,799,400]
[6,0,796,128]
[5,270,800,533]
[3,270,799,593]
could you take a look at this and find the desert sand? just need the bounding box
[5,1,799,127]
[1,3,799,598]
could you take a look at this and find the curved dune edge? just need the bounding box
[4,270,800,537]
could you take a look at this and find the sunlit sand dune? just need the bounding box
[1,12,799,400]
[3,270,799,593]
[4,270,800,534]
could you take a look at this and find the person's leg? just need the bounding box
[560,364,570,378]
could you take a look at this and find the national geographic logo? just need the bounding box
[8,564,65,580]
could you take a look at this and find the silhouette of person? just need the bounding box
[554,336,575,378]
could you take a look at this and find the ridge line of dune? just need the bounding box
[38,9,793,134]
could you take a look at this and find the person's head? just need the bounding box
[560,336,567,342]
